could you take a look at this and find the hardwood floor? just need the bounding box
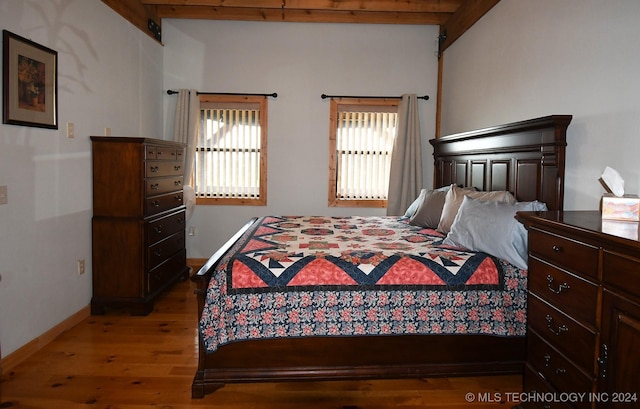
[1,280,522,408]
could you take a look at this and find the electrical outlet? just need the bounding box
[77,259,85,275]
[67,122,75,138]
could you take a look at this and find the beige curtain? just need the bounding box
[386,94,423,216]
[173,89,199,185]
[173,89,199,221]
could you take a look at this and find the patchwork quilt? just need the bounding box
[200,216,527,354]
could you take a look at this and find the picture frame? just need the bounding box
[3,30,58,129]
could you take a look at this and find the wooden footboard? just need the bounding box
[191,334,525,398]
[190,217,259,397]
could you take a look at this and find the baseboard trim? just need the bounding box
[1,305,91,376]
[1,258,208,375]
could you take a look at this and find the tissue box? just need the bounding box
[601,194,640,221]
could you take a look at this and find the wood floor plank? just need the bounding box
[1,280,522,408]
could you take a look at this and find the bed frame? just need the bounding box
[190,114,573,398]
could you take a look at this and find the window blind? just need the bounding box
[335,110,397,200]
[195,107,261,198]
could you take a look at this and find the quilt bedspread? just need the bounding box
[200,216,527,354]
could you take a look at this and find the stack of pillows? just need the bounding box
[403,184,547,270]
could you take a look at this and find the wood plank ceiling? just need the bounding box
[102,0,500,53]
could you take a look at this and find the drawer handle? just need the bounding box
[547,274,570,294]
[174,165,182,171]
[178,217,185,224]
[598,343,608,379]
[174,180,182,186]
[154,250,162,257]
[552,245,561,252]
[555,367,566,375]
[151,183,159,190]
[151,200,160,208]
[150,166,159,173]
[175,195,183,201]
[154,226,163,234]
[546,314,568,336]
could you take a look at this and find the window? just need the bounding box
[328,98,399,207]
[195,94,267,205]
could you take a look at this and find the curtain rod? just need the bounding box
[167,90,278,98]
[321,94,429,101]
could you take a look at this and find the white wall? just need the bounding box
[163,20,440,258]
[0,0,164,357]
[440,0,640,211]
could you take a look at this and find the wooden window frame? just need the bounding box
[195,94,268,206]
[328,97,399,208]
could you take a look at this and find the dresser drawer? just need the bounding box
[528,294,597,372]
[146,145,183,161]
[145,192,184,216]
[527,333,594,409]
[529,228,599,279]
[148,231,185,270]
[603,250,640,298]
[145,175,183,196]
[529,257,599,326]
[148,249,186,293]
[523,365,573,409]
[145,145,158,159]
[155,147,181,161]
[146,210,186,245]
[146,161,184,177]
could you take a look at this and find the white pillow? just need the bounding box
[437,185,516,233]
[409,184,457,228]
[443,196,547,270]
[403,189,428,219]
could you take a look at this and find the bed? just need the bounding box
[190,114,573,398]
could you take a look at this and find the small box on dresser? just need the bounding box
[516,211,640,409]
[91,136,189,315]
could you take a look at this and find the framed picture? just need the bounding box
[3,30,58,129]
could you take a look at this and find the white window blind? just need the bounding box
[335,109,397,200]
[195,103,262,199]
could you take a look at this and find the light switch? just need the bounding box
[67,122,74,138]
[0,185,7,205]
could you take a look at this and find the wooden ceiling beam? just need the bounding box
[103,0,499,47]
[142,0,462,14]
[155,6,451,25]
[102,0,162,42]
[439,0,500,53]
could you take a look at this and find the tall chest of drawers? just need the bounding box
[516,211,640,409]
[91,137,189,315]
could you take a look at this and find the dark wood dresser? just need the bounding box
[516,211,640,409]
[91,136,189,315]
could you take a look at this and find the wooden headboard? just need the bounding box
[430,115,572,211]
